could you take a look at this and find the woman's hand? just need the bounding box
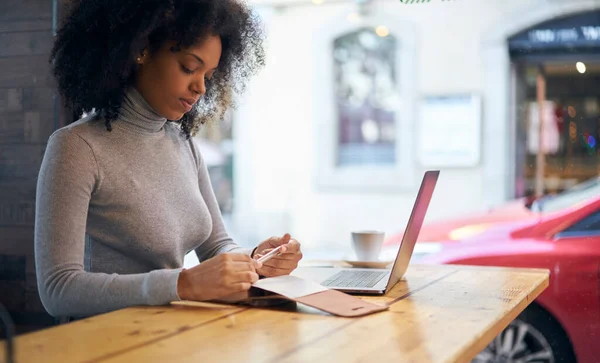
[253,233,303,277]
[177,253,262,301]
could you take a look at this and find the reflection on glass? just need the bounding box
[532,176,600,213]
[510,10,600,198]
[514,61,600,197]
[333,27,397,166]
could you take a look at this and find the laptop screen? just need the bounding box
[385,170,439,292]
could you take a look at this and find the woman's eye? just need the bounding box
[180,65,195,74]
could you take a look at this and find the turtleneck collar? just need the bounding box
[118,87,168,133]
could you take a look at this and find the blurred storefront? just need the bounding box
[232,0,600,250]
[510,10,600,198]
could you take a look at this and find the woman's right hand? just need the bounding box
[177,253,262,301]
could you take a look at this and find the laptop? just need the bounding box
[293,170,439,295]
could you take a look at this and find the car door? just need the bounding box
[552,209,600,360]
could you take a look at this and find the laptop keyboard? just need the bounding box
[322,270,388,288]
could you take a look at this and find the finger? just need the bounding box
[256,245,286,259]
[227,261,259,273]
[262,250,302,263]
[261,239,299,256]
[231,282,253,292]
[256,248,275,255]
[233,271,259,284]
[226,253,257,262]
[224,254,262,269]
[253,254,266,267]
[263,258,299,271]
[258,265,291,277]
[280,241,301,254]
[272,238,301,255]
[263,233,291,248]
[261,252,301,266]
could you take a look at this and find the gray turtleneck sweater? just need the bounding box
[35,87,249,318]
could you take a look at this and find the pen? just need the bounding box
[257,245,284,264]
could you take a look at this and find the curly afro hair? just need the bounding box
[50,0,265,139]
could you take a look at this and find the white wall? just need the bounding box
[231,0,600,251]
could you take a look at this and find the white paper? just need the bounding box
[252,275,328,299]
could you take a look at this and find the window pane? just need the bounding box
[564,210,600,233]
[536,177,600,213]
[334,28,397,166]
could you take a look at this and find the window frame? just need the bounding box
[312,12,417,192]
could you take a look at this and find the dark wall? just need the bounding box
[0,0,71,336]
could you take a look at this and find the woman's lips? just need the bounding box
[179,98,194,112]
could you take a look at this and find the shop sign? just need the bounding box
[509,11,600,50]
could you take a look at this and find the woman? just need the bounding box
[35,0,302,319]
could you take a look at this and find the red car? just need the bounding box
[386,178,600,363]
[385,197,538,244]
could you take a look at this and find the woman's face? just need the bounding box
[135,35,222,120]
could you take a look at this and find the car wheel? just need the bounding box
[472,304,576,363]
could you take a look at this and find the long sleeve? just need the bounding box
[192,141,251,262]
[35,129,181,318]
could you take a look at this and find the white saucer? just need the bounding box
[342,260,394,269]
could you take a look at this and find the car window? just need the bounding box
[557,210,600,238]
[535,177,600,213]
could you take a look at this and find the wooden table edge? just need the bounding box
[448,270,550,363]
[0,265,552,363]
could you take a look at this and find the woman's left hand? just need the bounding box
[253,233,303,277]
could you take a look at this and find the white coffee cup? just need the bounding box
[351,230,385,261]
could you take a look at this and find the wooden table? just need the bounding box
[0,264,549,363]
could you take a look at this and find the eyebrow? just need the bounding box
[185,52,204,65]
[184,52,217,70]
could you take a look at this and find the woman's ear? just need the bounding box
[136,49,147,64]
[136,45,152,64]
